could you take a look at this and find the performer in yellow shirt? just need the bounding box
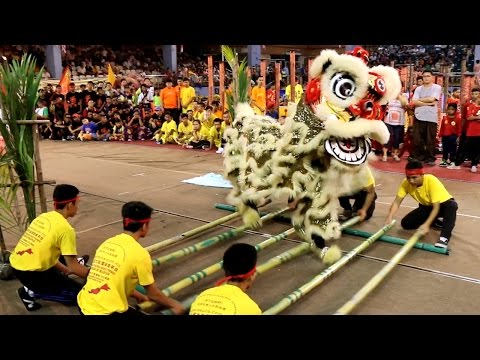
[208,118,224,153]
[385,159,458,249]
[338,166,377,222]
[10,184,90,311]
[190,243,261,315]
[77,201,185,315]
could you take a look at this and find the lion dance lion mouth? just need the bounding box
[324,137,371,165]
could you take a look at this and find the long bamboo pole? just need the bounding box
[138,228,296,312]
[342,228,447,255]
[32,123,47,213]
[334,230,422,315]
[289,51,296,103]
[262,220,396,315]
[150,207,289,267]
[145,211,241,253]
[157,217,361,315]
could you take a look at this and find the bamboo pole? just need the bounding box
[157,217,361,315]
[1,120,50,124]
[214,203,292,223]
[145,211,241,254]
[262,220,396,315]
[0,179,56,188]
[342,228,448,255]
[137,228,296,312]
[32,123,47,213]
[7,166,22,223]
[150,207,289,267]
[334,230,422,315]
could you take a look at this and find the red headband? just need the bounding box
[53,196,79,208]
[124,217,151,227]
[215,266,257,286]
[405,168,424,176]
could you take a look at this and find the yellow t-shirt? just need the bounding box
[285,84,304,104]
[200,114,215,131]
[251,86,266,114]
[10,211,77,271]
[180,86,196,112]
[396,174,452,206]
[189,284,261,315]
[161,120,178,136]
[178,121,193,138]
[209,126,224,148]
[77,233,154,315]
[189,126,210,143]
[364,167,375,188]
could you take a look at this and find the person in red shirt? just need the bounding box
[448,88,480,169]
[438,103,462,167]
[448,88,480,171]
[465,96,480,172]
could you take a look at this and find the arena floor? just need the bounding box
[1,140,479,315]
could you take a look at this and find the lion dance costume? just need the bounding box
[223,47,401,264]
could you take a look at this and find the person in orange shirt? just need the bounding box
[160,79,180,124]
[250,76,266,115]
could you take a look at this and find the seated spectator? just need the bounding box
[78,118,98,141]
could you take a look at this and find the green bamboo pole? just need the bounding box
[136,207,290,295]
[214,203,292,223]
[156,217,362,314]
[138,228,297,312]
[342,228,448,255]
[145,211,241,254]
[262,220,396,315]
[334,230,422,315]
[150,207,289,267]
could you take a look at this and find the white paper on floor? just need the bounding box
[181,173,233,188]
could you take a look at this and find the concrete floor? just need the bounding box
[1,140,479,315]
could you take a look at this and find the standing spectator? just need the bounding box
[160,79,179,124]
[382,93,408,162]
[411,70,442,165]
[438,103,462,167]
[250,76,266,115]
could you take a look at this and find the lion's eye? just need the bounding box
[330,73,356,100]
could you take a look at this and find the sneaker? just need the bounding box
[439,160,448,167]
[425,160,436,166]
[447,164,461,170]
[77,255,89,266]
[393,155,401,162]
[381,155,387,162]
[216,147,224,154]
[434,238,449,249]
[17,286,42,311]
[471,166,477,173]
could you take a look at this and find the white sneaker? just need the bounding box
[447,164,461,170]
[471,166,477,173]
[216,147,224,154]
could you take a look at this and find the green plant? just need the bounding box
[221,45,250,121]
[0,54,44,231]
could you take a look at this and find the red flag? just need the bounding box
[58,66,71,95]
